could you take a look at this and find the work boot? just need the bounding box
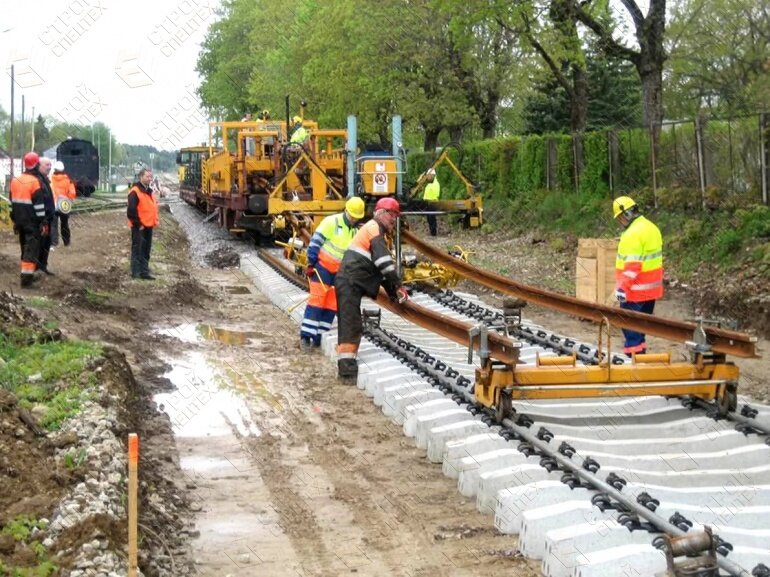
[299,337,313,353]
[20,274,36,289]
[337,358,358,383]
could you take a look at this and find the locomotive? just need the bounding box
[56,138,99,197]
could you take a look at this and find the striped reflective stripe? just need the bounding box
[381,264,396,274]
[12,199,33,205]
[373,255,391,267]
[622,271,637,279]
[630,281,663,291]
[350,245,371,260]
[617,251,662,262]
[303,319,320,327]
[301,326,319,336]
[338,352,357,359]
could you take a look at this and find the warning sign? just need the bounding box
[373,172,388,193]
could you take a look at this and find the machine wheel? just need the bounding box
[716,382,738,417]
[495,389,513,423]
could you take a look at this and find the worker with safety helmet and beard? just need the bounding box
[613,196,663,356]
[9,152,51,287]
[335,197,409,382]
[300,197,366,351]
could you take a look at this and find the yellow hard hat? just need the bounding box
[613,196,636,219]
[292,115,302,124]
[345,197,366,219]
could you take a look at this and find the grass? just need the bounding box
[24,297,56,310]
[0,332,101,430]
[0,517,57,577]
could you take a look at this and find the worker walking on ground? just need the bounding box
[613,196,663,356]
[300,197,366,351]
[127,169,160,280]
[9,152,48,288]
[335,197,409,382]
[35,157,57,276]
[50,161,76,248]
[422,168,440,236]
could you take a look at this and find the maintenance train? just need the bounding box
[56,138,99,197]
[176,112,483,242]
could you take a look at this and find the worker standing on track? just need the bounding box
[9,152,47,288]
[613,195,663,356]
[335,197,409,382]
[300,197,366,352]
[422,168,440,236]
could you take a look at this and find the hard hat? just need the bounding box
[426,168,436,176]
[375,197,400,215]
[345,197,366,219]
[54,160,65,172]
[23,151,40,169]
[293,116,302,124]
[613,196,636,219]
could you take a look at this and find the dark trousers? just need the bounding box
[426,214,438,236]
[335,275,366,354]
[38,230,52,271]
[620,299,656,354]
[51,213,71,246]
[130,226,154,277]
[18,225,41,271]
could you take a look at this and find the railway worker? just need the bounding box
[50,161,76,248]
[613,195,663,356]
[290,116,309,145]
[9,152,49,288]
[335,197,409,382]
[299,197,366,352]
[35,157,57,276]
[422,167,440,236]
[127,169,160,280]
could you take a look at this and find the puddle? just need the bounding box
[224,285,251,294]
[154,352,261,438]
[157,323,263,346]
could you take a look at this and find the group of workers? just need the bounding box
[9,152,76,288]
[300,189,662,382]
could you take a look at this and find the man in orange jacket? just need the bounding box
[50,160,76,248]
[127,168,160,280]
[10,152,48,288]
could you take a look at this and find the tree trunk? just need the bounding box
[423,128,440,152]
[448,125,464,143]
[479,93,499,139]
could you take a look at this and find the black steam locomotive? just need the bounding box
[56,139,99,196]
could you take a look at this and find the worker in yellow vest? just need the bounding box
[613,196,663,355]
[422,168,440,236]
[300,197,366,351]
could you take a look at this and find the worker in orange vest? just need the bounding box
[9,152,48,288]
[127,168,160,280]
[50,160,76,248]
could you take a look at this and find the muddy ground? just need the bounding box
[0,198,767,577]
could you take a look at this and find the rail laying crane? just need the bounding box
[176,109,483,243]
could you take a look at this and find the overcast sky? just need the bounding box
[1,0,220,150]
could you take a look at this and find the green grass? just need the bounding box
[0,334,101,430]
[24,297,55,310]
[0,517,58,577]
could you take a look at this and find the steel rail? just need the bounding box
[366,322,754,577]
[402,229,758,358]
[256,248,521,364]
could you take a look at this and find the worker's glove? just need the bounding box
[395,286,409,304]
[305,266,315,279]
[615,288,626,303]
[40,223,50,237]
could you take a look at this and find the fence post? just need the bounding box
[649,123,658,208]
[761,112,769,205]
[547,138,557,191]
[695,116,707,210]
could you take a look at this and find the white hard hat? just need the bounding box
[426,168,436,176]
[54,160,65,172]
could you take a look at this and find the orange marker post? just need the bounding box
[128,433,139,577]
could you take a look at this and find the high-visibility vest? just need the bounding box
[615,215,663,302]
[423,179,440,201]
[308,213,357,274]
[290,126,308,144]
[51,173,76,201]
[10,172,46,225]
[128,185,159,228]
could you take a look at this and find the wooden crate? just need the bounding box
[576,238,618,305]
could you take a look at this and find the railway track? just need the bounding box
[246,245,770,577]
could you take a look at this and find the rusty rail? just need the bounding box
[258,248,520,364]
[402,230,758,358]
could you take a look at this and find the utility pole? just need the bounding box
[108,127,112,191]
[9,65,15,179]
[30,106,35,150]
[21,95,25,153]
[97,129,101,189]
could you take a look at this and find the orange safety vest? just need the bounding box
[10,172,46,225]
[51,173,76,201]
[127,185,159,228]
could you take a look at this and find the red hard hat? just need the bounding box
[23,152,40,169]
[375,197,400,215]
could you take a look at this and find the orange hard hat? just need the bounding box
[375,197,400,215]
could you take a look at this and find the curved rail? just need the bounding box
[402,229,758,358]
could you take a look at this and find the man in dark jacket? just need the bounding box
[127,169,160,279]
[335,197,409,382]
[10,152,48,288]
[35,157,57,275]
